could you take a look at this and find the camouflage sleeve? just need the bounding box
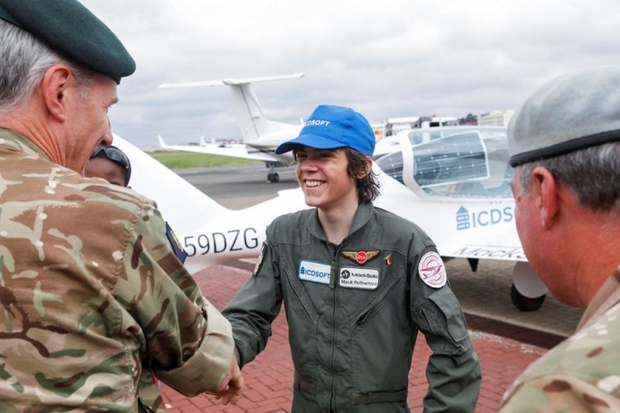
[157,304,233,396]
[499,374,620,411]
[113,200,234,397]
[501,295,620,412]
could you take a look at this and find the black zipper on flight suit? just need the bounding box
[327,240,340,412]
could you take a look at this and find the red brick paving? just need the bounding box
[161,265,548,412]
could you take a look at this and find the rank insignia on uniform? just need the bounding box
[342,250,380,265]
[384,254,392,266]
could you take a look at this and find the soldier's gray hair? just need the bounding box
[0,20,96,114]
[517,141,620,214]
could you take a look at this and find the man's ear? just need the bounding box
[42,65,72,122]
[357,157,373,179]
[531,166,559,229]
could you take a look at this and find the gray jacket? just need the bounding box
[224,202,481,412]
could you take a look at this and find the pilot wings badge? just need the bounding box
[342,250,380,265]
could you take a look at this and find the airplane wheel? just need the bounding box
[510,283,546,312]
[267,173,274,182]
[272,173,280,182]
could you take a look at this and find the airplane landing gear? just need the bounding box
[266,161,281,183]
[510,284,546,311]
[511,262,548,312]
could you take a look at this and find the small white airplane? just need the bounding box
[157,73,306,182]
[114,124,549,311]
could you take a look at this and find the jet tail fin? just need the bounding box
[157,134,171,150]
[158,73,305,142]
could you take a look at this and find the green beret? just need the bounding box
[508,66,620,166]
[0,0,135,83]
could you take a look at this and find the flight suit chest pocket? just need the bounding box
[281,260,321,326]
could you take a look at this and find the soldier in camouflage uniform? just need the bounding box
[499,67,620,411]
[85,145,187,413]
[0,1,243,411]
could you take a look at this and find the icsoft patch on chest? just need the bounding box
[298,260,331,285]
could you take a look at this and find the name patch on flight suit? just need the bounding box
[339,267,380,290]
[298,260,331,285]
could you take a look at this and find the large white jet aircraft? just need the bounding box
[157,73,305,182]
[114,125,549,311]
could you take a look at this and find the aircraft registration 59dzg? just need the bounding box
[115,125,549,311]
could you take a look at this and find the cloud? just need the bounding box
[81,0,620,146]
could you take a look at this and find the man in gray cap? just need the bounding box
[499,66,620,410]
[0,1,242,411]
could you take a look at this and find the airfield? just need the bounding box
[161,163,584,412]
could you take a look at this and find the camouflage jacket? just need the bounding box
[500,267,620,412]
[0,130,234,412]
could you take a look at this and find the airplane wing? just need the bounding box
[157,135,289,164]
[158,73,305,89]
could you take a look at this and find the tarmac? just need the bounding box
[161,165,585,412]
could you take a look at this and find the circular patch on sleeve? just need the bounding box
[418,252,447,288]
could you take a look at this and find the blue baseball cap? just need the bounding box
[275,105,375,156]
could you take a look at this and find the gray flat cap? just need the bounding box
[0,0,135,83]
[508,66,620,166]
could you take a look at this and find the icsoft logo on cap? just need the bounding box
[305,120,331,127]
[275,105,375,156]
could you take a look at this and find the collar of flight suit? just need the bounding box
[305,201,376,243]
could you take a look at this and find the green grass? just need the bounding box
[149,151,261,169]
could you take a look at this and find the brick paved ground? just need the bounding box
[161,265,548,413]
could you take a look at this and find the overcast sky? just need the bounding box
[81,0,620,147]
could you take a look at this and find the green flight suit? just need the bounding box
[224,202,481,412]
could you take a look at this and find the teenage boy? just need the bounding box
[224,105,481,412]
